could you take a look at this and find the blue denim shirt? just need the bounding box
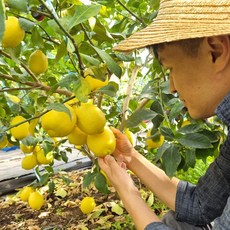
[145,93,230,230]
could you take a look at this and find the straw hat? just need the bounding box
[114,0,230,52]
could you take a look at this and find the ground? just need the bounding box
[0,169,168,230]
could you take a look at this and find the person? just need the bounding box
[98,0,230,229]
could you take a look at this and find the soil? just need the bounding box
[0,169,167,230]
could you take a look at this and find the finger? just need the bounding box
[110,127,124,139]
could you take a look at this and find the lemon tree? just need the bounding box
[0,0,225,197]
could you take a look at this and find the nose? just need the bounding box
[169,75,177,94]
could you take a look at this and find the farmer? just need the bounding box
[98,0,230,229]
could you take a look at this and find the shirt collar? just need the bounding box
[215,92,230,126]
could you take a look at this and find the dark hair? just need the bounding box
[152,38,204,59]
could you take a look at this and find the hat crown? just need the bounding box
[114,0,230,52]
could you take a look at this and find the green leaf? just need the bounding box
[98,82,118,97]
[160,127,174,140]
[83,171,96,188]
[92,46,122,78]
[31,27,44,49]
[80,53,101,66]
[68,4,101,31]
[176,133,213,149]
[48,181,55,194]
[162,145,181,178]
[60,151,68,163]
[0,0,5,42]
[8,0,28,12]
[38,173,50,186]
[183,148,196,170]
[95,173,110,194]
[55,40,67,62]
[73,78,91,102]
[19,18,35,32]
[47,103,72,118]
[126,109,158,128]
[169,101,184,120]
[179,124,203,134]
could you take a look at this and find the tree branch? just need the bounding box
[119,65,140,131]
[38,0,84,75]
[0,73,72,96]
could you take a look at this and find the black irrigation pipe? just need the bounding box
[0,157,92,196]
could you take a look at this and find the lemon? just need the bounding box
[10,116,30,140]
[67,126,87,146]
[21,154,38,170]
[2,16,25,48]
[20,186,34,202]
[85,75,109,91]
[146,130,164,149]
[76,104,106,135]
[80,197,96,214]
[124,129,135,145]
[20,143,34,154]
[36,149,54,165]
[0,136,8,149]
[41,104,76,137]
[28,191,44,210]
[181,119,191,127]
[28,50,48,75]
[5,94,20,104]
[87,126,116,157]
[100,169,112,187]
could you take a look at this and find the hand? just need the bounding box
[110,127,137,166]
[98,155,138,195]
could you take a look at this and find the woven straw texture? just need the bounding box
[114,0,230,52]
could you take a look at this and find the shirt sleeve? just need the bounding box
[175,132,230,226]
[145,222,174,230]
[213,196,230,229]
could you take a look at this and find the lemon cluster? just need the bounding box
[20,144,54,170]
[20,187,44,210]
[41,101,116,158]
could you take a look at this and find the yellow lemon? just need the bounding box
[36,149,54,165]
[181,119,191,127]
[28,191,44,210]
[80,197,96,214]
[20,186,34,202]
[85,75,109,91]
[100,169,112,187]
[20,143,34,154]
[10,116,30,140]
[146,130,164,149]
[75,104,106,135]
[5,94,20,104]
[124,128,135,146]
[21,154,38,170]
[0,136,8,149]
[28,50,48,75]
[87,126,116,157]
[2,16,25,48]
[67,126,87,146]
[41,104,76,137]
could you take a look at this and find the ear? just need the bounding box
[207,36,230,72]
